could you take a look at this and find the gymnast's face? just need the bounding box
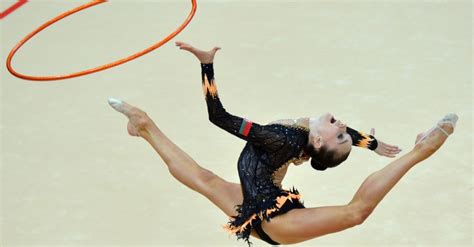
[309,113,352,157]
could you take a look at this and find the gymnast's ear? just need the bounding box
[310,135,323,151]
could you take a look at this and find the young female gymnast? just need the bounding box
[108,42,457,245]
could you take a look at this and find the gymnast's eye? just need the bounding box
[337,133,344,140]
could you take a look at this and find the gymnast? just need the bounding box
[108,42,457,245]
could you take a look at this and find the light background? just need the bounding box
[1,0,472,246]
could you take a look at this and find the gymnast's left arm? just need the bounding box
[347,127,401,158]
[200,63,288,152]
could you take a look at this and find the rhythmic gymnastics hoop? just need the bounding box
[6,0,197,81]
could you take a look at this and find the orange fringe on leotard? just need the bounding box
[223,192,301,234]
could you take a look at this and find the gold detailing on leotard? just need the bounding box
[355,131,372,148]
[272,163,290,188]
[271,150,310,188]
[286,123,310,133]
[223,192,301,234]
[271,121,310,133]
[291,125,310,132]
[202,74,218,98]
[224,215,256,234]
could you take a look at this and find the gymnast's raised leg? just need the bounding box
[107,99,244,218]
[260,114,457,244]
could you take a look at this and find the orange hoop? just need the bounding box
[6,0,197,81]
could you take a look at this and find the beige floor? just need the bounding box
[1,0,472,246]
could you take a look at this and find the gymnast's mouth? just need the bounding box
[330,116,336,124]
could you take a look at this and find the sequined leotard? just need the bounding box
[200,63,378,245]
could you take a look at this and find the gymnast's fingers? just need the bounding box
[384,145,398,151]
[175,41,193,51]
[383,143,400,152]
[381,148,397,157]
[377,146,397,157]
[384,146,400,154]
[370,128,375,136]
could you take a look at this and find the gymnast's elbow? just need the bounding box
[208,114,221,126]
[207,109,228,125]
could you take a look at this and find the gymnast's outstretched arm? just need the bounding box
[176,41,292,152]
[199,63,289,152]
[271,117,400,157]
[270,118,378,149]
[347,127,401,157]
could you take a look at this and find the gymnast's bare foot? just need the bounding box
[108,97,150,137]
[413,113,457,159]
[175,41,221,63]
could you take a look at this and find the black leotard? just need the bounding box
[200,63,377,245]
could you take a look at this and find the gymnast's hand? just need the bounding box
[176,41,221,63]
[370,128,402,158]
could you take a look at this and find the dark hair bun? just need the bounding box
[311,158,327,171]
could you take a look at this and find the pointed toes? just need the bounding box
[108,97,125,113]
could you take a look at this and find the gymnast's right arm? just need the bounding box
[200,63,285,150]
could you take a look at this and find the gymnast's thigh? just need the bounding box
[262,205,354,244]
[202,177,243,217]
[202,178,262,240]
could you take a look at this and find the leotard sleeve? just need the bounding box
[200,63,287,152]
[347,127,378,150]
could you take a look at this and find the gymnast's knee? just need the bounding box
[196,168,220,192]
[347,201,374,227]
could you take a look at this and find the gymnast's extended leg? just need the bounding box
[262,115,457,244]
[108,99,243,218]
